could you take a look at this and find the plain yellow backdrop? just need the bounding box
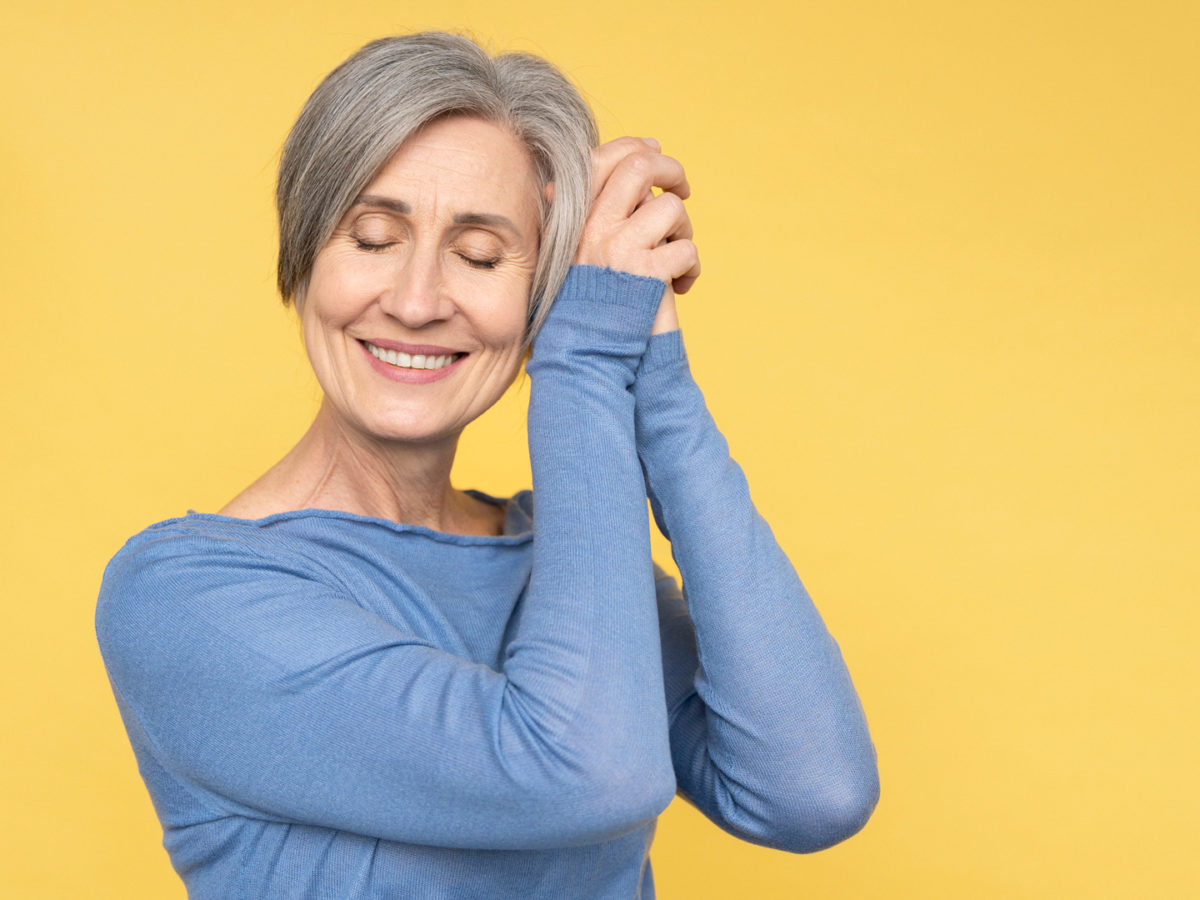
[3,1,1197,897]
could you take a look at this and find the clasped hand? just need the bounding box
[574,137,701,334]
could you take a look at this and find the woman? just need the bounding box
[96,32,878,899]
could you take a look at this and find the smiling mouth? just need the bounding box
[363,341,464,370]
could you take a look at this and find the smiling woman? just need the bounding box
[94,31,878,899]
[282,116,541,516]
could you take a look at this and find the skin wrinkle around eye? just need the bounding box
[343,209,515,268]
[348,231,507,268]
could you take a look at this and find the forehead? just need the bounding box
[362,116,541,221]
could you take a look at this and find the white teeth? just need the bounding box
[365,342,459,370]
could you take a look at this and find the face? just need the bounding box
[301,115,542,447]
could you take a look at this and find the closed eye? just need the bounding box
[458,253,501,270]
[355,239,395,252]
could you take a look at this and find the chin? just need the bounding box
[357,417,463,446]
[321,397,443,443]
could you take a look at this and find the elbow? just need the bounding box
[504,725,676,848]
[497,687,677,848]
[719,758,879,854]
[560,757,676,845]
[794,766,880,852]
[764,763,880,853]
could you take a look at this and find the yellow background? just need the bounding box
[3,1,1197,896]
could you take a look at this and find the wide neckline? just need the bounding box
[172,489,533,546]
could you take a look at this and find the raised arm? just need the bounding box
[95,139,700,852]
[635,329,880,853]
[95,268,673,850]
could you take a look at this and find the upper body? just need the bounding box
[95,32,878,899]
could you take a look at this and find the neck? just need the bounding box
[270,401,490,533]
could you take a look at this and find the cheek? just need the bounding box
[304,252,384,325]
[480,292,532,351]
[300,276,360,366]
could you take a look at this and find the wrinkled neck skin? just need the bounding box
[259,400,501,536]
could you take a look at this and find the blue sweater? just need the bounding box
[96,266,878,899]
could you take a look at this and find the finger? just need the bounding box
[607,152,689,205]
[590,137,661,200]
[591,151,690,222]
[673,270,699,295]
[651,238,700,286]
[625,191,693,247]
[591,141,664,204]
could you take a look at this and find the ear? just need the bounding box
[543,181,556,205]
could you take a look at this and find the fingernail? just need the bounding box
[642,137,661,150]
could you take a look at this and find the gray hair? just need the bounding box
[276,32,598,339]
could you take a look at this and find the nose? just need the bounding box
[379,247,454,329]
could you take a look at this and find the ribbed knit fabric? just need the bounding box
[96,266,878,899]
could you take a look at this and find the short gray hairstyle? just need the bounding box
[276,32,599,339]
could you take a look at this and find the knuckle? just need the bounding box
[605,137,641,160]
[620,152,654,178]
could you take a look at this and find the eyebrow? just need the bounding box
[353,195,524,239]
[452,212,523,238]
[355,195,411,215]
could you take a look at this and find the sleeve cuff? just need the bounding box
[639,330,687,374]
[551,265,666,333]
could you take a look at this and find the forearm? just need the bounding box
[635,330,879,851]
[510,265,675,814]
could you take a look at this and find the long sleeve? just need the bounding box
[95,266,675,853]
[634,329,879,853]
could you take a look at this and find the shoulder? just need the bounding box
[99,515,317,594]
[95,516,327,662]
